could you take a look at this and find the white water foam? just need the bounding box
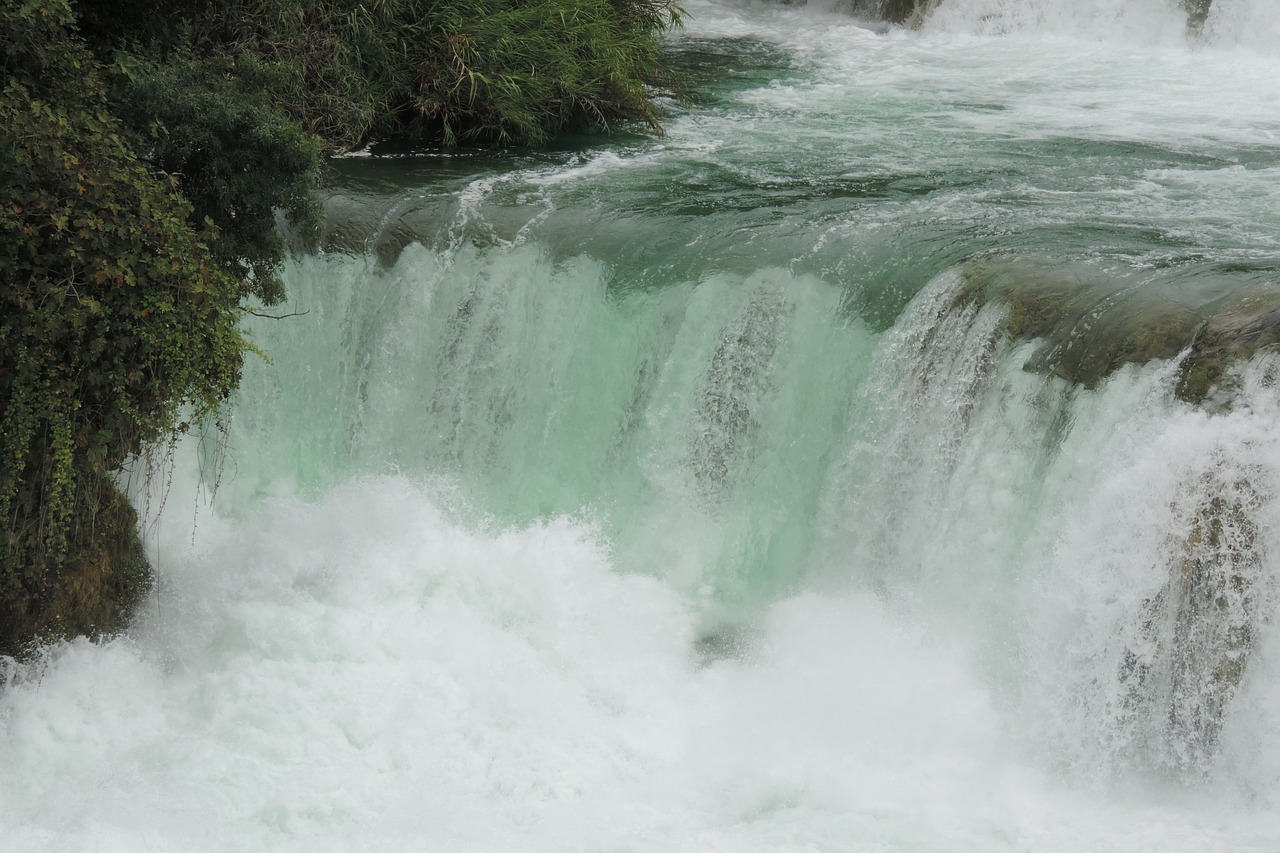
[3,464,1277,851]
[1203,0,1280,50]
[924,0,1191,43]
[917,0,1280,54]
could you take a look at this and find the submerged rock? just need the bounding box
[693,622,762,666]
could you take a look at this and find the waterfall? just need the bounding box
[4,0,1280,848]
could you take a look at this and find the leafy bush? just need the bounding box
[1,0,248,652]
[154,0,683,145]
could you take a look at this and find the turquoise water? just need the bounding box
[4,1,1280,849]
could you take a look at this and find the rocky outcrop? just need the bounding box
[1120,466,1261,772]
[954,258,1280,406]
[950,256,1274,771]
[1176,287,1280,405]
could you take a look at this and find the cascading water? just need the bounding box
[4,0,1280,849]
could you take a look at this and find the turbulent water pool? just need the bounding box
[5,0,1280,849]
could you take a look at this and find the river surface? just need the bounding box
[4,1,1280,849]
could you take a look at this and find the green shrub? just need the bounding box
[1,0,247,653]
[171,0,683,146]
[111,52,324,304]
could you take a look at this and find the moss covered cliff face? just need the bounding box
[0,0,681,657]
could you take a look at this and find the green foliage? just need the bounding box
[103,0,684,147]
[1,0,247,652]
[111,52,323,304]
[402,0,682,143]
[73,0,682,270]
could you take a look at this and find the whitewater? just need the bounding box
[5,0,1280,849]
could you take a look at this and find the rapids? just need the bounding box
[4,0,1280,849]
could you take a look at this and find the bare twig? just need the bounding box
[245,308,310,320]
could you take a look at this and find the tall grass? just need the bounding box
[180,0,683,147]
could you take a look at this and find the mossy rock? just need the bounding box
[1177,286,1280,405]
[1118,470,1260,771]
[0,484,150,659]
[955,259,1280,405]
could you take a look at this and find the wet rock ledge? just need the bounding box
[954,258,1280,407]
